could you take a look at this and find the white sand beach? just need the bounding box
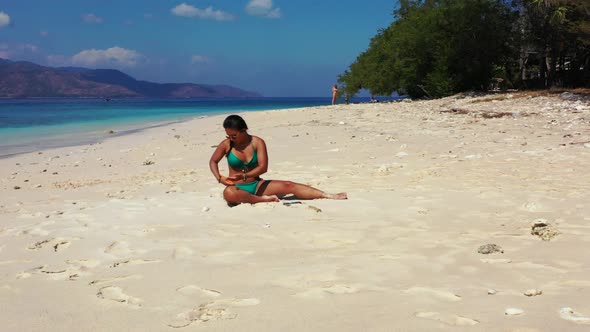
[1,92,590,331]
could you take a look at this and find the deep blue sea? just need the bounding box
[0,97,392,157]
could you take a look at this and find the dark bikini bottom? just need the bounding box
[255,180,272,196]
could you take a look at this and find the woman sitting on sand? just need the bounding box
[209,115,348,206]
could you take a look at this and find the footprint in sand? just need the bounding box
[168,306,236,328]
[17,260,99,281]
[104,241,145,257]
[176,285,221,298]
[66,259,101,270]
[415,312,479,326]
[88,274,143,286]
[109,259,161,268]
[404,287,462,302]
[39,265,74,280]
[168,298,259,328]
[16,265,45,279]
[64,259,101,280]
[27,237,76,252]
[27,239,53,251]
[294,284,359,299]
[16,264,72,280]
[96,286,142,307]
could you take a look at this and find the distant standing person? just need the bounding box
[332,84,338,105]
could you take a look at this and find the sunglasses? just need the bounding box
[225,130,244,139]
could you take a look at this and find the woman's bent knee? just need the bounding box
[223,186,241,205]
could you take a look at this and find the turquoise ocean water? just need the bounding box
[0,97,392,157]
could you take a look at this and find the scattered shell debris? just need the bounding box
[505,308,524,316]
[559,307,590,324]
[523,289,542,297]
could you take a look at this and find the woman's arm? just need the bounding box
[244,137,268,179]
[209,140,229,184]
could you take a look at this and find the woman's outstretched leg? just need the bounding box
[223,186,279,206]
[257,180,347,200]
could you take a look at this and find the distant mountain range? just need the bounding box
[0,58,261,98]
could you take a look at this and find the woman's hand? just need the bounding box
[226,174,242,181]
[219,176,235,186]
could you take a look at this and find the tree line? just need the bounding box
[338,0,590,99]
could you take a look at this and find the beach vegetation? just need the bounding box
[339,0,590,99]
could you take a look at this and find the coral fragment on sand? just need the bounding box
[477,243,503,254]
[531,219,559,241]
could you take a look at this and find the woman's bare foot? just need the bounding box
[323,192,348,200]
[260,195,280,203]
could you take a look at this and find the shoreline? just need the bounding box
[0,97,404,158]
[0,117,198,159]
[1,92,589,331]
[0,97,364,158]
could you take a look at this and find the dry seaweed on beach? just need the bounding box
[480,111,514,119]
[440,108,472,115]
[468,94,514,103]
[560,140,590,146]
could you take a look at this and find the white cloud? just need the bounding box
[82,13,103,24]
[191,55,209,64]
[0,11,10,28]
[71,46,144,67]
[0,43,38,59]
[265,8,281,19]
[40,30,49,37]
[246,0,281,19]
[171,3,234,21]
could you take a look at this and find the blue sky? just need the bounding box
[0,1,398,97]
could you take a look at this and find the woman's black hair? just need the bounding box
[223,115,248,131]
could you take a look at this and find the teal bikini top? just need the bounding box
[227,142,258,170]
